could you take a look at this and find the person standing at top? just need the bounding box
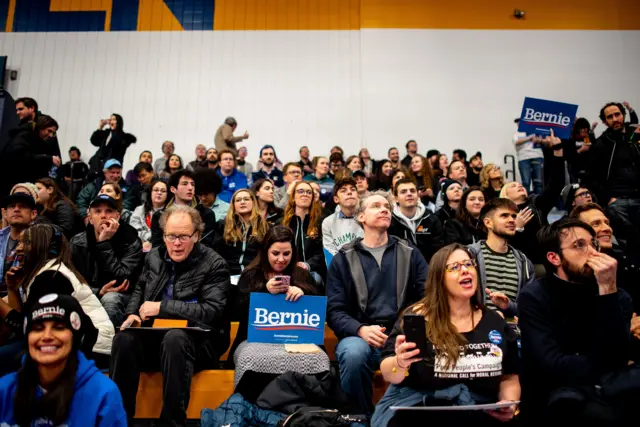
[88,114,136,179]
[513,118,544,195]
[214,117,249,157]
[15,97,61,160]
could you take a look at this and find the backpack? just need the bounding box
[276,407,367,427]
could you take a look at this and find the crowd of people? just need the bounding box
[0,96,638,426]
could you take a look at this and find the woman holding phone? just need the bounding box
[372,244,520,427]
[227,226,320,367]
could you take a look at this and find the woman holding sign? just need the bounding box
[372,244,520,427]
[227,226,320,370]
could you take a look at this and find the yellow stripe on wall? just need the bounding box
[361,0,640,30]
[215,0,361,30]
[215,0,640,31]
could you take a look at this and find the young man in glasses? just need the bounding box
[274,162,303,209]
[561,183,594,211]
[518,218,636,425]
[467,198,534,317]
[150,169,217,249]
[112,205,230,427]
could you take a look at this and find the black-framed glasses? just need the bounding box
[575,190,591,199]
[445,259,477,273]
[164,231,197,243]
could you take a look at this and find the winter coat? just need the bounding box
[0,124,54,196]
[75,177,135,218]
[443,217,486,246]
[27,261,115,355]
[41,199,78,238]
[200,393,285,427]
[388,204,444,262]
[214,219,262,276]
[283,214,327,281]
[70,222,143,292]
[0,351,127,427]
[88,129,136,177]
[125,244,230,351]
[150,199,217,248]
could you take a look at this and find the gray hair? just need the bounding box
[354,190,395,228]
[159,205,205,236]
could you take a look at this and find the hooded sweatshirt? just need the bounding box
[321,210,364,266]
[0,351,127,426]
[389,203,444,263]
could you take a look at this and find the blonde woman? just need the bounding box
[479,164,505,202]
[282,181,326,283]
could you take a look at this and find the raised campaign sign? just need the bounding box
[248,293,327,344]
[518,97,578,139]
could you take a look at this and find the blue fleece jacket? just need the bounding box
[217,168,249,203]
[0,351,127,427]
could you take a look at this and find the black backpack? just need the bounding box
[277,407,367,427]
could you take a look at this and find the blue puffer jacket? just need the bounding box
[201,393,285,427]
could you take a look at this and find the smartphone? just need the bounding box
[274,275,291,286]
[403,314,428,360]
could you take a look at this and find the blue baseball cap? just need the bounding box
[103,159,122,169]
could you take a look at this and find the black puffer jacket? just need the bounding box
[41,199,79,238]
[388,209,444,263]
[443,218,486,246]
[125,244,230,332]
[88,129,136,178]
[0,124,54,196]
[69,221,144,292]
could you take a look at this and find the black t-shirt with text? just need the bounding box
[382,309,519,399]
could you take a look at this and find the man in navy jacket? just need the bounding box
[326,191,428,415]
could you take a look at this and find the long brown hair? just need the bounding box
[283,181,321,238]
[411,154,434,191]
[20,224,89,293]
[99,181,123,212]
[223,189,269,244]
[404,244,483,369]
[35,178,77,214]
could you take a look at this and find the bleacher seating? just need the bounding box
[132,323,388,419]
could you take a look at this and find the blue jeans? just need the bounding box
[101,292,131,328]
[336,336,381,415]
[518,158,544,195]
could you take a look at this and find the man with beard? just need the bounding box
[0,193,37,292]
[387,147,400,170]
[401,140,418,167]
[204,147,218,169]
[251,145,283,187]
[570,203,640,314]
[518,218,638,425]
[15,97,61,159]
[468,198,534,317]
[466,152,483,187]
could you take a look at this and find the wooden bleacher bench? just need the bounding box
[133,322,388,419]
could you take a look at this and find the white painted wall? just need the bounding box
[1,30,638,175]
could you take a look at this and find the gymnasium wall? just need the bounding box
[0,0,639,170]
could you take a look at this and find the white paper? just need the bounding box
[230,275,240,286]
[391,401,519,412]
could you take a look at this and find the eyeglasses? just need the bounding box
[296,189,313,196]
[164,231,196,243]
[235,197,252,203]
[575,190,591,199]
[445,259,477,273]
[288,170,302,176]
[560,238,600,253]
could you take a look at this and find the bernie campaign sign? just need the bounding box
[248,293,327,344]
[518,97,578,139]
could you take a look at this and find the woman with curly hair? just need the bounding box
[479,164,505,202]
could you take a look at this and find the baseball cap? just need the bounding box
[352,169,366,179]
[89,194,118,210]
[1,192,37,210]
[104,159,122,169]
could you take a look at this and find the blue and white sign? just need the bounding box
[248,293,327,344]
[518,97,578,139]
